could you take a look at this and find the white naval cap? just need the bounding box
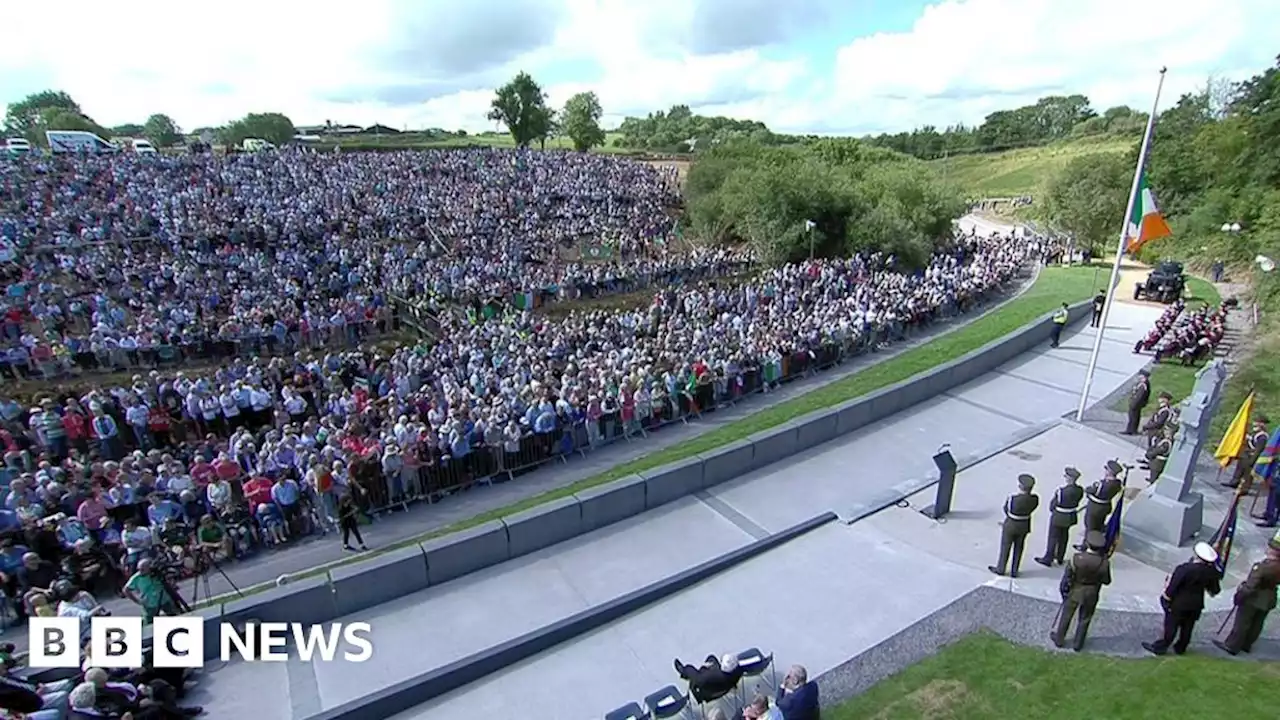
[1193,542,1218,564]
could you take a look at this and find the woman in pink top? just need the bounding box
[77,489,111,531]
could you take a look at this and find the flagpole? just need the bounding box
[1075,67,1168,421]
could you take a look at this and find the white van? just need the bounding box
[45,130,116,154]
[130,139,157,154]
[241,138,275,152]
[5,138,31,156]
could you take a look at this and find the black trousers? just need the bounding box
[1050,324,1064,347]
[1153,608,1198,654]
[1125,407,1142,434]
[340,516,364,546]
[1091,310,1102,327]
[1041,524,1071,564]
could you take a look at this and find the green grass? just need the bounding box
[198,266,1098,606]
[1113,277,1223,413]
[827,632,1280,720]
[931,136,1133,198]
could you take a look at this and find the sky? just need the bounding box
[1,0,1276,136]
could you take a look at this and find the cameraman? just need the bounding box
[123,559,181,624]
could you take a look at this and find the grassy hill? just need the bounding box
[315,131,631,153]
[929,135,1134,198]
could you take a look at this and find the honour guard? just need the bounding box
[1224,416,1270,490]
[990,474,1039,578]
[1214,538,1280,655]
[1079,460,1124,548]
[1142,392,1174,447]
[1143,542,1223,656]
[1123,369,1151,436]
[1036,466,1084,567]
[1052,530,1112,651]
[1144,423,1175,483]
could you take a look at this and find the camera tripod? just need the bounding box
[186,552,246,610]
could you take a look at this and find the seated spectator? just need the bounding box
[775,665,819,720]
[62,538,123,597]
[54,579,109,642]
[743,693,783,720]
[255,503,287,545]
[674,654,743,703]
[195,515,232,561]
[121,519,154,572]
[17,551,59,612]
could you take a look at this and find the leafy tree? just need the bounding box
[685,139,964,264]
[618,106,774,152]
[111,123,145,137]
[221,113,295,147]
[1043,152,1132,253]
[142,114,181,147]
[487,72,551,147]
[42,110,110,139]
[561,92,606,152]
[3,90,82,140]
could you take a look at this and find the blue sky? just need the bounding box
[1,0,1277,136]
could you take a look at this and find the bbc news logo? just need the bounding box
[29,617,374,668]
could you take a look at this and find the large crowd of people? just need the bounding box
[0,147,1038,718]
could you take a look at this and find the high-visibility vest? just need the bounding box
[1053,309,1068,325]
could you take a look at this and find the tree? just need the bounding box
[560,92,606,152]
[618,106,772,151]
[41,109,110,140]
[487,72,551,148]
[1043,153,1131,253]
[4,90,86,140]
[221,113,295,147]
[142,114,181,147]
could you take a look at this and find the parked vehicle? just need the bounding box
[1133,260,1186,304]
[4,138,31,156]
[241,138,275,152]
[45,130,116,154]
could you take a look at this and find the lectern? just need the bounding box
[921,445,958,520]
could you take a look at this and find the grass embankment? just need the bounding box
[206,266,1098,603]
[827,632,1280,720]
[930,136,1131,198]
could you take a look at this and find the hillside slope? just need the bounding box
[929,136,1133,198]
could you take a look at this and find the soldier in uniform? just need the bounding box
[1052,530,1112,651]
[1142,392,1174,448]
[1036,466,1084,567]
[1213,538,1280,655]
[1123,369,1150,436]
[989,474,1039,578]
[1224,416,1270,489]
[1144,423,1174,484]
[1143,542,1223,656]
[1090,290,1106,328]
[1079,460,1124,548]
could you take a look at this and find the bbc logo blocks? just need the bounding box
[29,616,206,669]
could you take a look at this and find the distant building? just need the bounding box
[363,124,400,135]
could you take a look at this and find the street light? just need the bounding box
[1221,222,1242,234]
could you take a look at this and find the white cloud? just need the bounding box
[0,0,1276,136]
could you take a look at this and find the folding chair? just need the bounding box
[735,648,777,702]
[644,685,691,719]
[604,701,646,720]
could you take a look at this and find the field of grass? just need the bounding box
[827,632,1280,720]
[200,266,1098,604]
[932,136,1134,199]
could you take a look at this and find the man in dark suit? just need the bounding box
[775,664,819,720]
[1090,290,1106,328]
[1224,416,1269,489]
[1124,370,1150,436]
[674,653,743,703]
[1143,542,1222,655]
[1036,466,1085,567]
[990,474,1039,578]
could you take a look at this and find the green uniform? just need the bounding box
[1040,483,1084,565]
[993,491,1039,576]
[1146,438,1171,484]
[1222,557,1280,654]
[1054,548,1112,651]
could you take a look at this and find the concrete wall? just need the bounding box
[200,302,1091,639]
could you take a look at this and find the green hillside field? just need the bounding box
[929,136,1133,199]
[315,130,630,153]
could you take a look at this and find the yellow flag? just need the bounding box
[1214,392,1255,468]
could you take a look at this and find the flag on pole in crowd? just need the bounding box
[581,241,614,260]
[1214,392,1256,468]
[1210,494,1241,574]
[1253,426,1280,480]
[1125,168,1173,255]
[512,291,536,310]
[804,220,817,232]
[1103,492,1125,556]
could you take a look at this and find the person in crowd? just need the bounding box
[674,654,743,703]
[775,665,819,720]
[1143,542,1222,656]
[123,559,179,624]
[336,492,367,552]
[743,693,782,720]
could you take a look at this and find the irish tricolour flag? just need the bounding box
[1125,168,1172,254]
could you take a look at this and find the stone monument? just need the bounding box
[1124,360,1227,546]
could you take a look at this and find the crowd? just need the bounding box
[1132,301,1229,366]
[0,148,1039,702]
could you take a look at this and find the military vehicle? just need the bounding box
[1133,260,1186,304]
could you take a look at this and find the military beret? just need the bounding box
[1105,460,1124,476]
[1255,415,1270,426]
[1159,391,1173,400]
[1063,466,1081,481]
[1085,530,1107,550]
[1017,473,1035,490]
[1138,368,1150,377]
